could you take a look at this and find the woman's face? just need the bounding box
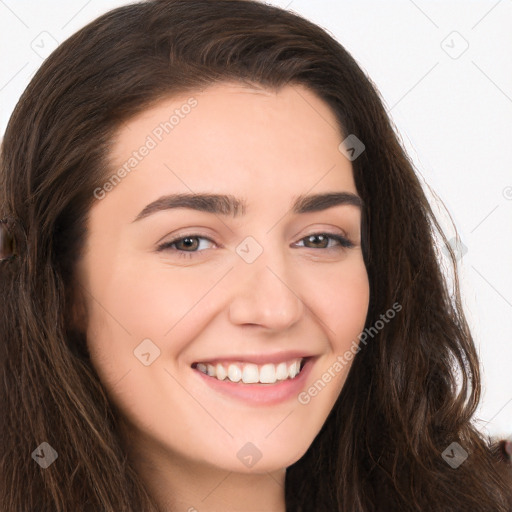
[76,82,369,475]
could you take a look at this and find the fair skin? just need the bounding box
[75,82,369,512]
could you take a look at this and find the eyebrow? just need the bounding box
[131,191,363,223]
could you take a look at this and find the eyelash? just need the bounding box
[156,232,354,259]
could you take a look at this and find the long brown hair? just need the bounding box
[1,1,510,510]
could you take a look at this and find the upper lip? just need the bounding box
[192,350,317,366]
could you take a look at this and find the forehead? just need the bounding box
[111,84,350,177]
[99,84,355,220]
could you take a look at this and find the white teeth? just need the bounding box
[275,362,288,380]
[259,363,276,383]
[242,364,259,384]
[194,358,305,384]
[227,364,242,382]
[289,360,300,379]
[216,363,227,381]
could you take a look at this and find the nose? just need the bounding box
[228,246,304,331]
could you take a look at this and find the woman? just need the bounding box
[1,0,510,510]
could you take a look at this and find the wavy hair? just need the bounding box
[1,0,511,510]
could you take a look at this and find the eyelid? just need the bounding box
[154,227,217,247]
[294,232,354,249]
[156,231,218,253]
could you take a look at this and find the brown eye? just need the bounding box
[298,233,354,250]
[304,234,330,249]
[157,234,216,257]
[174,236,200,251]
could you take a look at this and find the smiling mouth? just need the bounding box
[191,357,309,385]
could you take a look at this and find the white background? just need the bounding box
[1,0,511,439]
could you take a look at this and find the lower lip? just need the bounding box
[192,357,315,406]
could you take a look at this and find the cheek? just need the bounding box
[119,258,229,320]
[86,258,217,348]
[84,258,233,399]
[307,257,370,347]
[334,273,369,349]
[82,263,213,442]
